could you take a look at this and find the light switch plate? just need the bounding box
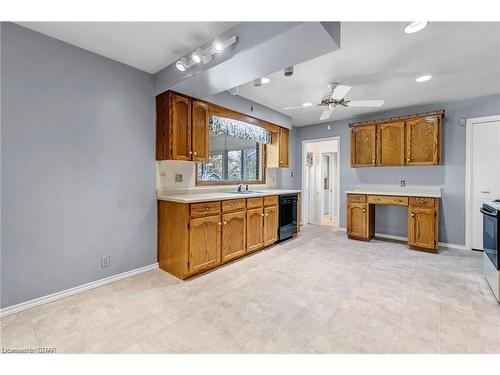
[175,174,183,183]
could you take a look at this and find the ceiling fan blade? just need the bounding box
[346,100,385,107]
[331,85,352,100]
[319,108,333,120]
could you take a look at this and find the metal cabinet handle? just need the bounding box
[261,213,265,217]
[218,222,222,226]
[265,213,269,217]
[406,158,410,162]
[362,208,366,212]
[189,151,193,155]
[411,213,415,217]
[223,221,227,225]
[280,160,283,164]
[372,159,375,163]
[194,151,197,155]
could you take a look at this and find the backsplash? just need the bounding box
[156,160,278,191]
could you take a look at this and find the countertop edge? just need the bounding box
[345,190,441,198]
[157,190,303,203]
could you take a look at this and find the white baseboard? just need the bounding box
[0,263,159,318]
[337,227,467,251]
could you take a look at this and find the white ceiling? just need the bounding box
[237,22,500,126]
[16,22,236,74]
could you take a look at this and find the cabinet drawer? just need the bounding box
[247,197,264,208]
[222,199,246,212]
[190,201,221,217]
[409,197,435,207]
[367,195,408,206]
[347,194,366,203]
[263,195,278,206]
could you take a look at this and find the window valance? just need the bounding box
[209,115,272,145]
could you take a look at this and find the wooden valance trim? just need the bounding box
[348,110,445,128]
[208,103,281,133]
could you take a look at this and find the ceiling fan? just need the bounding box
[284,83,385,121]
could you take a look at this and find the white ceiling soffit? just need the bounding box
[16,22,237,74]
[156,22,341,98]
[237,22,500,126]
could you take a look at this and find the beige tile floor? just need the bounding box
[1,225,499,354]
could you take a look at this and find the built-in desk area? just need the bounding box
[345,185,442,253]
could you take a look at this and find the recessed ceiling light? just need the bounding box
[404,21,428,34]
[416,75,432,82]
[302,102,313,107]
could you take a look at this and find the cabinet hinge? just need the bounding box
[187,223,190,229]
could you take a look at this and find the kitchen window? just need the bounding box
[196,116,271,185]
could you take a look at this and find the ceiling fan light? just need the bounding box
[404,21,428,34]
[261,77,270,84]
[328,103,335,110]
[416,75,432,82]
[302,102,313,107]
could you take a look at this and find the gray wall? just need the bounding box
[283,94,500,245]
[1,23,156,308]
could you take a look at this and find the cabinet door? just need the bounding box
[377,121,405,166]
[191,100,209,162]
[347,203,368,238]
[171,93,192,161]
[263,205,278,246]
[351,125,376,167]
[405,116,440,165]
[246,208,263,252]
[221,211,246,262]
[408,207,437,250]
[188,215,221,274]
[279,127,289,168]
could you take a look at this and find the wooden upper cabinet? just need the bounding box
[191,100,209,162]
[156,91,191,161]
[279,127,289,168]
[351,125,376,167]
[170,93,192,160]
[263,205,278,246]
[221,211,246,263]
[377,121,405,166]
[188,215,221,275]
[408,205,437,251]
[246,208,263,252]
[405,116,441,165]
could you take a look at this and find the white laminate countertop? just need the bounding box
[157,189,302,203]
[345,185,442,198]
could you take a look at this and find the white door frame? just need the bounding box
[465,115,500,251]
[301,136,340,226]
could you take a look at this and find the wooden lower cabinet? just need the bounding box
[246,208,264,252]
[221,211,246,262]
[188,215,221,274]
[347,202,374,240]
[408,205,438,252]
[263,205,278,246]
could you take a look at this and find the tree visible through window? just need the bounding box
[197,132,263,183]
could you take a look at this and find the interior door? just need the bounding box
[472,120,500,250]
[170,93,192,160]
[188,215,221,274]
[191,100,209,162]
[221,211,246,262]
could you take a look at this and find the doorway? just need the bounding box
[465,115,500,251]
[301,137,340,227]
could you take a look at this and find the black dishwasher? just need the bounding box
[278,194,298,241]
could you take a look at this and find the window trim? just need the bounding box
[195,144,267,186]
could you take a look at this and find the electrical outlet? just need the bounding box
[400,180,406,187]
[175,174,183,183]
[101,255,111,268]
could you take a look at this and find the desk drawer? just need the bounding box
[222,199,246,212]
[410,197,435,207]
[347,194,366,203]
[190,201,221,217]
[367,195,408,206]
[247,197,263,208]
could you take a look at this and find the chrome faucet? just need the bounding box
[237,184,244,192]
